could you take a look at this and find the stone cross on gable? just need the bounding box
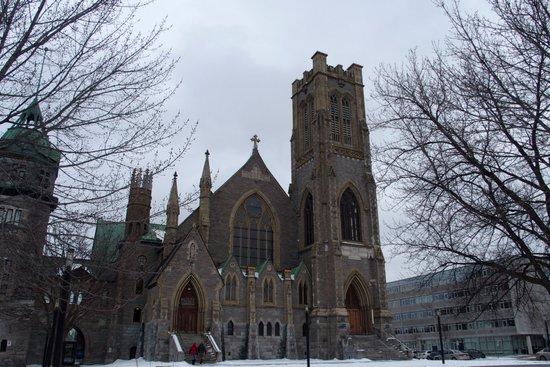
[250,134,260,150]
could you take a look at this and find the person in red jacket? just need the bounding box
[188,343,198,365]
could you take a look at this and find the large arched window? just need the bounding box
[225,274,237,302]
[258,321,264,336]
[340,188,362,242]
[275,322,281,336]
[232,194,274,267]
[263,278,274,304]
[330,95,353,145]
[303,193,314,247]
[267,322,273,336]
[227,320,234,336]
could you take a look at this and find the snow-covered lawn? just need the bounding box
[34,357,548,367]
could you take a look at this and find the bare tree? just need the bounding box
[0,0,197,332]
[373,0,550,296]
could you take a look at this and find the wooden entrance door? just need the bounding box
[346,285,366,334]
[177,284,198,333]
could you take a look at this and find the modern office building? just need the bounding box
[387,267,549,355]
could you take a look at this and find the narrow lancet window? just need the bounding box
[340,188,362,241]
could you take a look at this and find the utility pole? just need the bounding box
[545,319,549,348]
[305,306,310,367]
[436,309,445,364]
[46,248,74,367]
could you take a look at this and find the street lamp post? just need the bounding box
[436,309,445,364]
[305,306,310,367]
[545,319,550,348]
[50,248,75,367]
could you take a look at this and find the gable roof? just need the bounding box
[147,224,221,287]
[291,260,309,280]
[211,148,289,199]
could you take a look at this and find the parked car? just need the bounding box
[448,350,473,360]
[427,350,450,360]
[536,348,550,361]
[429,350,471,360]
[413,350,430,359]
[466,349,486,359]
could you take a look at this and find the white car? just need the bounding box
[414,350,430,359]
[448,350,472,360]
[536,348,550,361]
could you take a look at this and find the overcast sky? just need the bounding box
[141,0,486,282]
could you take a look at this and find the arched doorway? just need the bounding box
[345,283,367,335]
[176,281,199,333]
[62,327,85,365]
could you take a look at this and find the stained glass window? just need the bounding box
[232,194,274,267]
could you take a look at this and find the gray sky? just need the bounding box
[143,0,485,282]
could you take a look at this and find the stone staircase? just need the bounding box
[173,333,219,363]
[344,334,411,360]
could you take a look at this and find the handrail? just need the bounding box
[204,331,221,353]
[171,333,183,353]
[374,327,412,353]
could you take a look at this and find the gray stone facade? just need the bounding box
[0,53,395,365]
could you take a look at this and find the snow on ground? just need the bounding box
[29,357,549,367]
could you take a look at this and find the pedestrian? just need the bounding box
[198,341,206,364]
[189,342,198,365]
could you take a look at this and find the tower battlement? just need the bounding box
[130,168,153,189]
[292,51,363,95]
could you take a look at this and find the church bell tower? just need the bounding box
[290,52,390,359]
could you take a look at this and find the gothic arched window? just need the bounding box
[275,322,281,336]
[330,95,340,142]
[258,321,264,336]
[267,322,273,336]
[225,274,237,302]
[342,98,352,145]
[340,188,362,242]
[304,193,314,247]
[263,278,274,304]
[227,320,234,335]
[133,307,142,323]
[298,280,308,306]
[232,194,275,267]
[135,278,143,295]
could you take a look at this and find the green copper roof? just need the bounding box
[291,261,305,278]
[92,220,125,264]
[140,223,166,242]
[1,100,60,163]
[91,220,165,263]
[256,259,269,275]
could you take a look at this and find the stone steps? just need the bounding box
[345,334,410,361]
[176,333,218,364]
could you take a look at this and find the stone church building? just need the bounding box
[0,53,402,366]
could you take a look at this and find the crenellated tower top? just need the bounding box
[125,167,153,241]
[291,51,363,97]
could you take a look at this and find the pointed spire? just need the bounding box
[167,171,180,215]
[200,150,212,189]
